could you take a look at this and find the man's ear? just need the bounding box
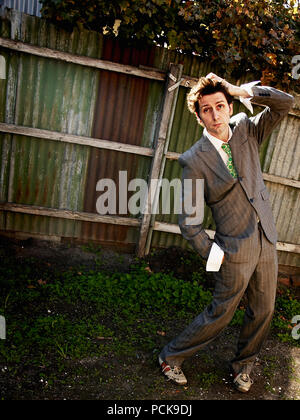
[195,112,204,127]
[229,102,233,116]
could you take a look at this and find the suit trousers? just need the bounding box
[159,222,278,375]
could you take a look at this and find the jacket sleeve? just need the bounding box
[178,157,214,260]
[248,86,294,145]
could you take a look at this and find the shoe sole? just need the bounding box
[233,375,253,393]
[234,384,251,393]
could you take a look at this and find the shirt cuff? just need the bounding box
[206,242,224,272]
[239,81,260,114]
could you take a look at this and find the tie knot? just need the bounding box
[221,143,231,155]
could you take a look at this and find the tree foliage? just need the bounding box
[40,0,299,90]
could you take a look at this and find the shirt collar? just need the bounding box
[203,126,232,151]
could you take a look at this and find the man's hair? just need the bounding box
[187,77,233,117]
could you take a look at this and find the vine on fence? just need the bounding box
[40,0,299,90]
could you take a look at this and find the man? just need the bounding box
[158,73,294,393]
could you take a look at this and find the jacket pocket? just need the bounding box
[260,187,270,201]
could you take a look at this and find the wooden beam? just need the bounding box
[152,221,300,254]
[276,241,300,254]
[0,202,140,227]
[0,37,166,81]
[0,38,200,89]
[0,123,154,157]
[137,64,183,257]
[0,203,298,253]
[153,220,215,239]
[0,123,298,189]
[165,151,181,160]
[263,173,300,189]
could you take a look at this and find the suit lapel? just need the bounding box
[198,134,235,183]
[229,124,248,178]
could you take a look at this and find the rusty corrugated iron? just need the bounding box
[0,11,100,239]
[1,0,42,17]
[81,38,158,246]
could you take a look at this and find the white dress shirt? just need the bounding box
[205,81,259,272]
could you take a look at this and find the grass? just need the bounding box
[0,250,299,399]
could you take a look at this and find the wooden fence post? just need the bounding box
[137,63,183,257]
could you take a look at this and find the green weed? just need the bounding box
[197,371,222,390]
[0,252,299,397]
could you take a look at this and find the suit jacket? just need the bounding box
[178,85,294,259]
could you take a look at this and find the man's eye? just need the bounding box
[203,108,209,113]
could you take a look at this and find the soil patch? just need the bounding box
[0,237,299,400]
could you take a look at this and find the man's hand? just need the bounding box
[206,73,251,99]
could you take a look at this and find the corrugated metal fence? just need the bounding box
[0,0,41,16]
[0,9,299,268]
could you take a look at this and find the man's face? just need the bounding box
[197,92,233,141]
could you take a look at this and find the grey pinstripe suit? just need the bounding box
[160,86,294,375]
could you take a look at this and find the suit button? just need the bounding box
[250,198,254,203]
[238,176,243,182]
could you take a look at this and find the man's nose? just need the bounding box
[212,109,220,120]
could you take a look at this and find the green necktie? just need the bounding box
[221,143,238,179]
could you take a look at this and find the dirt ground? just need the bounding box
[1,236,300,401]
